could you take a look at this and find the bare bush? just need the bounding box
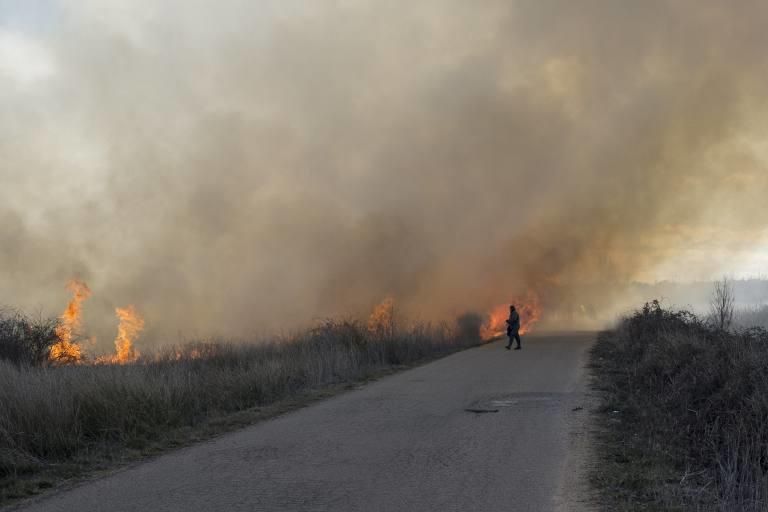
[710,277,735,331]
[0,310,59,367]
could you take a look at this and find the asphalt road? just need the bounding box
[17,333,596,512]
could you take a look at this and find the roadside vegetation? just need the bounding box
[591,280,768,511]
[0,309,480,503]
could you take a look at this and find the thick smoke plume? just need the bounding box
[2,1,768,346]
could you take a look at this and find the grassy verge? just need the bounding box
[590,301,768,511]
[0,319,479,505]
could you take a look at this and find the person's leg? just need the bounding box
[514,332,521,349]
[505,335,512,349]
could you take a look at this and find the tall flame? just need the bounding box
[50,279,91,364]
[367,296,395,335]
[517,292,542,335]
[481,291,543,341]
[113,306,144,364]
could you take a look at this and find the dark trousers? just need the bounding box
[507,331,521,348]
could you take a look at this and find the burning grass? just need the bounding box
[49,279,90,365]
[480,291,542,341]
[591,301,768,511]
[45,280,146,366]
[107,306,144,364]
[0,317,477,503]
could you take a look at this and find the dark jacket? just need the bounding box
[507,311,520,334]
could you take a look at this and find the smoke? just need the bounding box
[2,0,768,345]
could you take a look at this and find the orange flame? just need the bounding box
[367,296,395,335]
[112,306,144,363]
[50,279,91,364]
[481,291,543,341]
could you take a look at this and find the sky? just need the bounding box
[2,1,768,348]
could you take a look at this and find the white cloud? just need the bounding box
[0,30,55,87]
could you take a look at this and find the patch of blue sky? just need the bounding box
[0,0,60,34]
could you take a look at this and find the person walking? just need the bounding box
[505,305,521,350]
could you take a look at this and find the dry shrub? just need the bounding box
[592,300,768,511]
[0,310,58,367]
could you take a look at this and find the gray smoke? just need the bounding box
[2,1,768,348]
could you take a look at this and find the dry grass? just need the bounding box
[0,318,479,503]
[591,301,768,511]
